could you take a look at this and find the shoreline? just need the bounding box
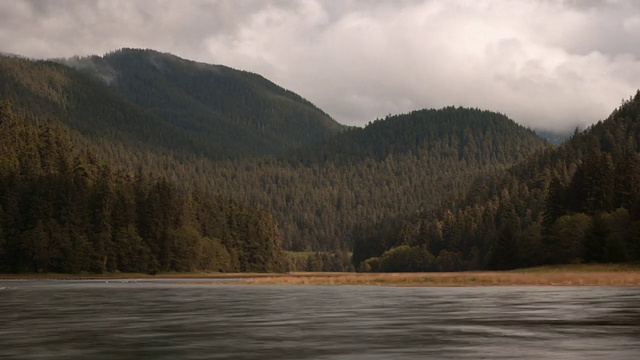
[2,264,640,286]
[235,271,640,286]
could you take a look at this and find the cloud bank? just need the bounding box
[1,0,640,131]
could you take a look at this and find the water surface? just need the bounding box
[1,279,639,359]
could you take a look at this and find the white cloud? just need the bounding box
[1,0,639,132]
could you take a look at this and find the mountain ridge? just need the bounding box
[58,48,345,158]
[1,48,553,270]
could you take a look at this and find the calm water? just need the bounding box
[1,280,639,359]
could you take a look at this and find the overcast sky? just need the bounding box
[2,0,640,131]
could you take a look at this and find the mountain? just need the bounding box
[294,107,545,164]
[0,49,343,162]
[59,48,344,158]
[206,107,549,251]
[353,91,640,272]
[0,49,550,271]
[0,53,204,159]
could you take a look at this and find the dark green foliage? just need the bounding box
[296,107,543,165]
[218,107,547,251]
[0,100,285,273]
[59,49,344,159]
[0,52,549,255]
[545,213,591,264]
[285,251,354,272]
[375,245,434,272]
[354,91,640,272]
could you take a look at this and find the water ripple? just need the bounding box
[1,281,639,359]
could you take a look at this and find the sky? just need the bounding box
[2,0,640,132]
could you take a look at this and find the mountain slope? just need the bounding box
[206,107,549,251]
[353,91,640,272]
[294,106,544,164]
[0,54,232,159]
[0,50,549,259]
[0,50,342,161]
[0,100,286,274]
[60,48,344,158]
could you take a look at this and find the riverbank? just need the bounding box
[2,264,640,286]
[238,263,640,286]
[238,271,640,286]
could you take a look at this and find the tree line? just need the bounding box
[0,100,286,273]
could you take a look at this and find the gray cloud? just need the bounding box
[1,0,639,132]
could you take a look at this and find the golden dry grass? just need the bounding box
[236,270,640,286]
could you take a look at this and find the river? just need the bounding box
[1,279,639,359]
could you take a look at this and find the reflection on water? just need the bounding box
[1,280,639,359]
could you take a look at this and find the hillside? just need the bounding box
[0,49,550,267]
[60,48,344,158]
[0,100,285,274]
[353,91,640,272]
[0,54,192,158]
[206,107,549,251]
[0,51,342,162]
[294,107,544,164]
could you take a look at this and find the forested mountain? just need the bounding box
[295,107,544,164]
[0,51,550,257]
[0,54,213,162]
[59,48,344,158]
[0,100,286,273]
[0,50,342,162]
[222,107,549,251]
[353,92,640,272]
[1,50,555,272]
